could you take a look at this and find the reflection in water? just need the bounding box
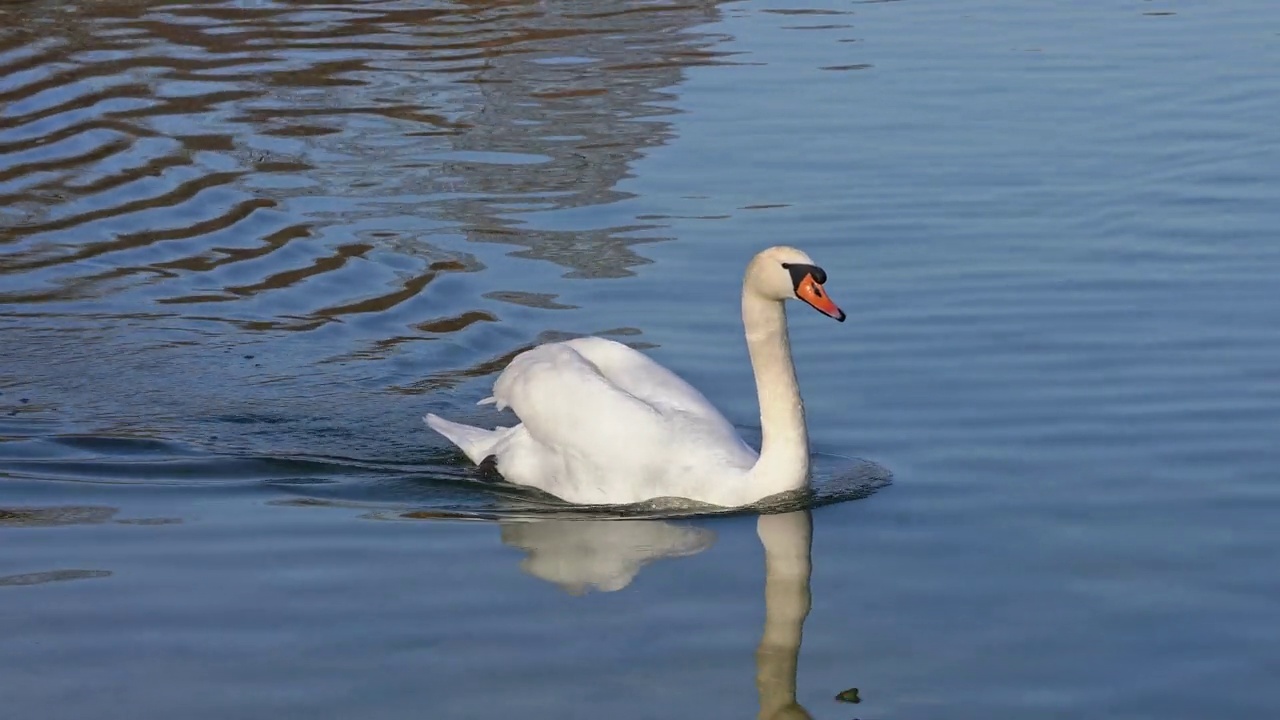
[500,518,715,595]
[501,511,815,718]
[755,511,813,720]
[0,0,727,300]
[0,0,733,458]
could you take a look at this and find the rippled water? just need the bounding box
[3,1,1280,718]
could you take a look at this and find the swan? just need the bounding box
[424,245,846,507]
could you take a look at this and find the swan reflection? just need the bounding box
[498,510,814,718]
[755,510,814,720]
[498,518,715,595]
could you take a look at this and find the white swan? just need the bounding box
[424,245,845,507]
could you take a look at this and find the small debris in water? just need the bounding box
[835,687,861,704]
[243,354,254,359]
[19,398,29,404]
[0,569,112,586]
[0,506,119,527]
[115,517,183,526]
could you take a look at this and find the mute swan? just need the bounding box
[424,245,845,507]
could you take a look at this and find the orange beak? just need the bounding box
[796,273,845,322]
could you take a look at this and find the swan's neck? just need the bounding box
[742,291,810,500]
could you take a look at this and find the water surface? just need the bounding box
[3,1,1280,718]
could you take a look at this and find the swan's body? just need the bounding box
[425,246,845,507]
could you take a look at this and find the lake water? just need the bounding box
[3,0,1279,717]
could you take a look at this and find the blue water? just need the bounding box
[3,1,1279,717]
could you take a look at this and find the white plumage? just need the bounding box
[425,245,846,507]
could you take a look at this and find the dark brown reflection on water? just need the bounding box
[0,0,733,452]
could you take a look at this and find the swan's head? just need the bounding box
[746,245,846,322]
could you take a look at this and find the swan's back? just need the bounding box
[557,337,735,424]
[479,338,757,504]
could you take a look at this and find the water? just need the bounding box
[3,0,1279,717]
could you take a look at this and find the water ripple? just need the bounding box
[1,0,736,465]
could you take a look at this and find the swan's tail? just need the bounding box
[424,414,504,465]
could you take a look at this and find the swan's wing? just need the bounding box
[557,337,739,433]
[486,339,757,503]
[490,341,670,459]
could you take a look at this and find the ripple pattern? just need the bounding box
[0,0,737,454]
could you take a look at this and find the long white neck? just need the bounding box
[741,289,811,502]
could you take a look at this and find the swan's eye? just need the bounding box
[784,262,829,294]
